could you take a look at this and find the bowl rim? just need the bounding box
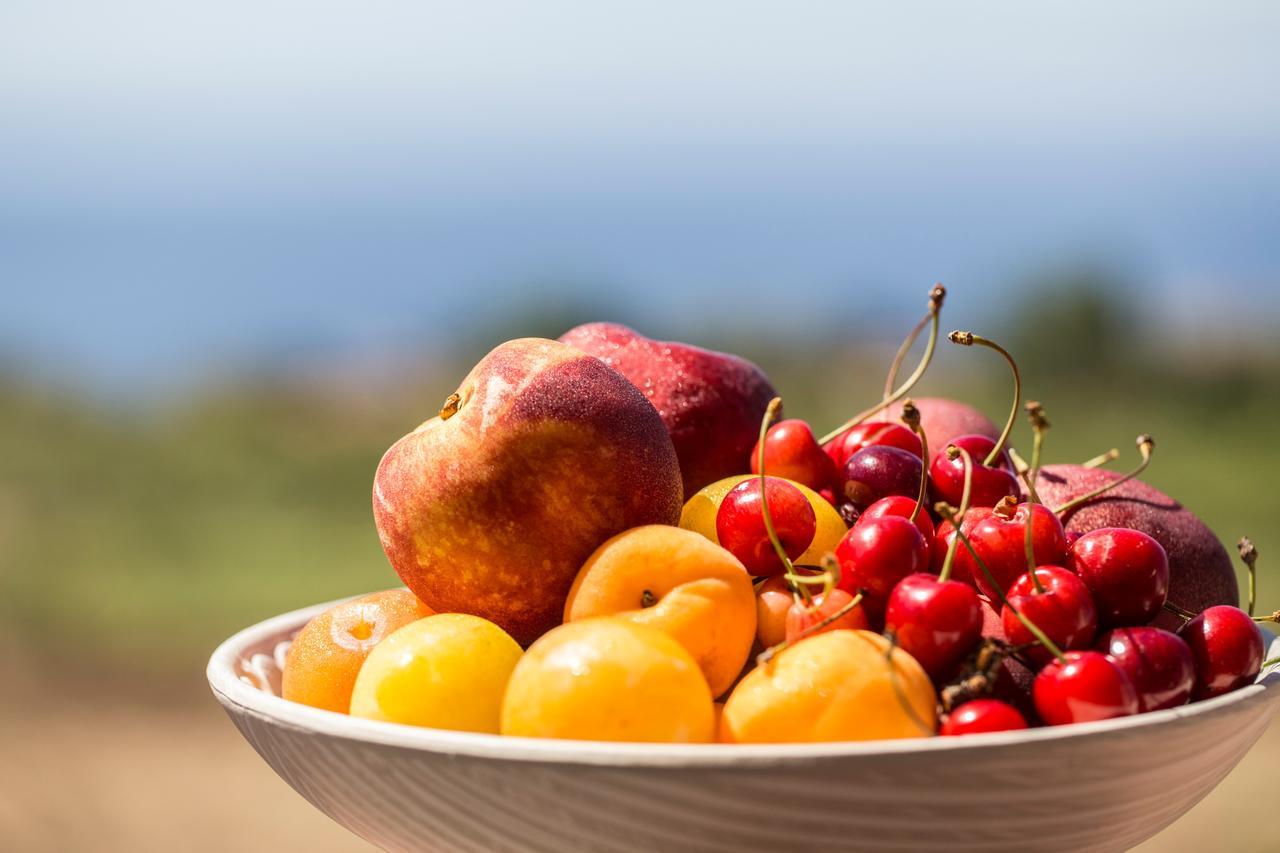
[210,596,1280,768]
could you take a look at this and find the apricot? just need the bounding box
[721,630,937,743]
[755,575,795,648]
[281,588,433,713]
[500,619,715,743]
[349,613,522,733]
[564,525,756,697]
[680,475,846,569]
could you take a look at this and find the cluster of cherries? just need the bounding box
[710,286,1275,734]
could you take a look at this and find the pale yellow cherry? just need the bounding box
[350,613,522,733]
[680,474,846,567]
[501,619,715,743]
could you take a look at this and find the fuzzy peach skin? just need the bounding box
[373,338,683,646]
[564,525,756,697]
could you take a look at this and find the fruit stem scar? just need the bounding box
[947,330,1021,465]
[439,392,463,420]
[640,590,657,608]
[1054,435,1155,516]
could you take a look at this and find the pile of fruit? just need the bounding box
[278,286,1278,742]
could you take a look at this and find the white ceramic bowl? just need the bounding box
[210,599,1280,853]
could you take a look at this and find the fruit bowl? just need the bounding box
[210,598,1280,853]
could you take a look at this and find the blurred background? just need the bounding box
[2,2,1277,850]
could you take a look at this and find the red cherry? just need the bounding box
[1002,567,1098,666]
[1098,627,1195,712]
[929,434,1019,508]
[784,589,869,642]
[834,515,928,617]
[1033,650,1139,725]
[856,495,935,565]
[1177,605,1264,700]
[841,445,923,514]
[884,573,983,680]
[930,506,992,575]
[940,699,1028,735]
[1068,528,1169,628]
[716,477,816,576]
[963,500,1068,601]
[751,419,840,493]
[824,421,923,468]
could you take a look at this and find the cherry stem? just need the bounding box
[1163,601,1198,621]
[899,399,929,524]
[757,397,806,603]
[947,331,1021,465]
[1081,448,1120,469]
[1263,656,1280,670]
[1238,537,1258,618]
[936,502,1067,664]
[883,632,936,737]
[884,314,930,402]
[1054,435,1155,516]
[756,591,865,666]
[1022,401,1048,503]
[1253,611,1280,625]
[936,444,975,584]
[818,284,945,446]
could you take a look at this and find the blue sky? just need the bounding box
[3,2,1278,388]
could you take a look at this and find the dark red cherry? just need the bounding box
[834,515,928,617]
[824,421,923,468]
[1098,627,1194,712]
[1002,567,1098,666]
[1033,650,1139,725]
[751,418,840,493]
[884,573,983,680]
[1177,605,1264,700]
[964,500,1068,601]
[841,445,923,513]
[940,699,1028,735]
[856,495,935,565]
[716,477,816,576]
[1069,528,1169,628]
[784,588,869,642]
[929,434,1019,508]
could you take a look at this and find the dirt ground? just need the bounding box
[1,681,1273,852]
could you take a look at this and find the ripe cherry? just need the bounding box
[1098,627,1194,712]
[856,495,935,565]
[1033,650,1139,726]
[1177,605,1264,700]
[784,588,869,642]
[884,573,983,680]
[940,699,1028,736]
[751,419,840,494]
[841,445,923,514]
[834,515,928,618]
[1002,567,1098,666]
[824,421,922,468]
[931,506,992,575]
[1069,528,1169,629]
[929,434,1019,508]
[963,497,1068,601]
[716,477,816,576]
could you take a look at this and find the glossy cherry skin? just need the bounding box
[961,502,1068,601]
[930,506,993,575]
[1033,651,1139,726]
[751,419,840,493]
[1002,567,1098,666]
[824,421,923,468]
[856,495,935,565]
[928,434,1019,508]
[1177,605,1264,700]
[940,699,1029,735]
[716,477,817,576]
[841,445,924,514]
[784,588,869,642]
[884,573,983,680]
[1098,627,1195,712]
[1069,528,1169,628]
[834,515,928,618]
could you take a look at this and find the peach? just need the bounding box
[281,589,433,713]
[680,474,847,569]
[500,619,715,743]
[721,630,937,743]
[564,525,756,697]
[373,338,683,645]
